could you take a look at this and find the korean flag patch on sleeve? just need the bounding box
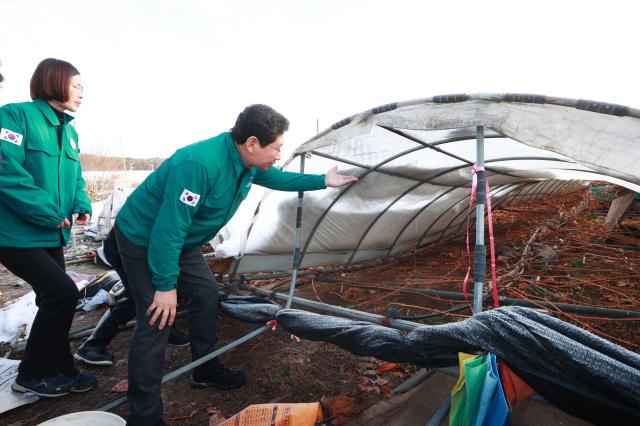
[1,128,23,146]
[179,188,201,207]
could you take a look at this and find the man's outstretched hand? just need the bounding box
[325,166,358,188]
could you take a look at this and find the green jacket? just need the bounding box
[116,132,326,291]
[0,99,92,247]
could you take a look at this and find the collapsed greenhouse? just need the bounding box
[3,93,639,425]
[205,93,640,425]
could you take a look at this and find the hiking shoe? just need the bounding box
[168,328,190,347]
[190,361,246,390]
[74,342,114,366]
[67,372,98,393]
[106,280,126,305]
[12,373,73,397]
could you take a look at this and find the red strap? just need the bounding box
[462,166,500,309]
[462,168,478,301]
[266,319,278,331]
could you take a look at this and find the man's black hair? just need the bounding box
[230,104,289,147]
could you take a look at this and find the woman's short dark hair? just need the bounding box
[30,58,79,102]
[230,104,290,147]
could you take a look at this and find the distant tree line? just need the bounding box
[80,153,165,171]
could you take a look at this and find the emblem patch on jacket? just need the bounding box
[0,128,23,146]
[179,189,200,207]
[69,138,77,149]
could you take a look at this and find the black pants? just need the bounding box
[0,246,79,380]
[114,225,219,425]
[85,228,189,349]
[82,228,136,347]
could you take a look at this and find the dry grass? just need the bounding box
[84,173,117,201]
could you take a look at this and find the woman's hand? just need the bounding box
[146,289,177,330]
[325,166,358,188]
[74,213,91,225]
[56,218,71,229]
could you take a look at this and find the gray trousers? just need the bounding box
[114,226,219,425]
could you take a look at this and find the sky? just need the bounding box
[0,0,638,159]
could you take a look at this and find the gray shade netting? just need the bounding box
[275,306,640,425]
[219,295,281,323]
[218,296,640,425]
[277,308,459,366]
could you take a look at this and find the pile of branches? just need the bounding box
[269,184,640,351]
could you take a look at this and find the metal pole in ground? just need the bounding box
[425,397,451,426]
[286,154,306,309]
[473,126,486,314]
[248,286,422,331]
[97,325,270,412]
[426,125,487,425]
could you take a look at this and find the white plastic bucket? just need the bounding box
[37,411,126,425]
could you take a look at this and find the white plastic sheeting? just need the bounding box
[211,94,640,273]
[86,187,131,240]
[0,358,39,414]
[0,272,95,343]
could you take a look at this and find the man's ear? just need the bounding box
[246,136,259,153]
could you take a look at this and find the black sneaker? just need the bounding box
[168,328,190,347]
[67,372,98,393]
[74,342,114,366]
[12,373,73,397]
[190,360,246,390]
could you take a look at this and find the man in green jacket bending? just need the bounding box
[114,104,357,426]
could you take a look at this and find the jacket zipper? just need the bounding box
[57,121,64,243]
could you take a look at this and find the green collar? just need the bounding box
[224,132,251,176]
[34,99,75,126]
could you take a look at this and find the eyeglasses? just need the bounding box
[71,83,86,93]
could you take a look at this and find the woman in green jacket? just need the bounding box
[0,58,97,397]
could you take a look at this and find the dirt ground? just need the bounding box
[1,185,639,425]
[0,259,415,426]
